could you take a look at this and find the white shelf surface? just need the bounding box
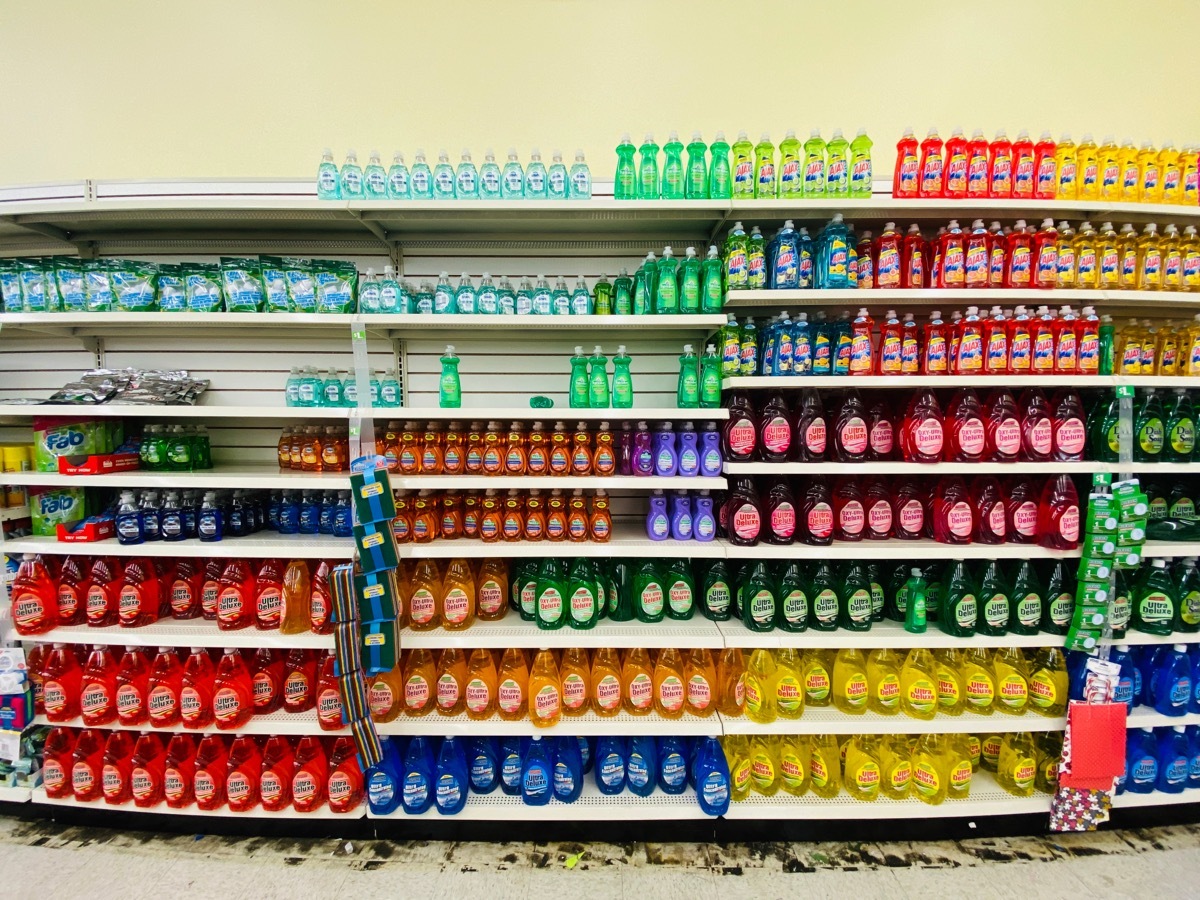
[6,618,332,650]
[0,404,351,421]
[388,475,725,490]
[723,539,1080,561]
[376,710,718,737]
[1126,709,1200,729]
[1107,631,1200,647]
[399,610,724,650]
[2,464,349,490]
[1112,789,1200,809]
[31,786,364,818]
[724,374,1118,390]
[0,786,31,803]
[719,709,1066,736]
[0,532,354,559]
[724,288,1200,309]
[0,506,30,523]
[378,407,729,422]
[393,525,728,560]
[365,781,709,821]
[33,708,347,736]
[0,404,727,422]
[724,461,1107,476]
[722,770,1050,819]
[1142,542,1200,560]
[715,618,1069,650]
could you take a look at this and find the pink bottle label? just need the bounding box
[807,502,833,539]
[1056,417,1086,455]
[1014,501,1038,536]
[763,416,791,454]
[947,501,973,537]
[914,418,944,456]
[840,416,868,454]
[899,499,924,534]
[995,418,1021,456]
[958,418,985,456]
[1059,506,1080,542]
[805,419,827,455]
[870,420,894,454]
[839,500,865,535]
[868,501,892,535]
[771,503,796,539]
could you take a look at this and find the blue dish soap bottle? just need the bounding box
[654,424,678,476]
[626,735,657,797]
[401,735,437,814]
[467,737,500,795]
[594,736,627,795]
[646,490,670,541]
[669,491,693,541]
[694,736,732,815]
[552,736,583,803]
[657,737,689,795]
[521,736,553,806]
[1157,725,1190,794]
[365,737,404,816]
[435,735,469,815]
[499,736,523,796]
[694,490,716,542]
[1154,643,1193,716]
[677,423,699,477]
[1122,727,1158,794]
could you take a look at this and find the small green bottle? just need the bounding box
[664,558,695,620]
[1133,388,1166,462]
[1165,388,1196,462]
[438,345,461,408]
[1008,560,1043,636]
[700,559,732,621]
[685,131,708,199]
[976,560,1011,637]
[1042,560,1075,635]
[567,558,599,630]
[656,247,679,314]
[708,131,732,199]
[701,246,724,314]
[612,345,634,409]
[632,559,665,623]
[612,269,633,315]
[1132,558,1176,636]
[903,568,927,634]
[593,274,614,316]
[607,560,634,621]
[840,561,873,631]
[1098,314,1115,374]
[614,133,637,200]
[588,345,610,408]
[637,133,660,199]
[677,344,700,408]
[741,561,776,632]
[679,247,701,314]
[776,561,809,632]
[923,563,943,623]
[535,557,567,630]
[809,561,840,631]
[699,344,722,409]
[1087,391,1120,463]
[569,346,589,408]
[594,562,609,621]
[661,131,685,199]
[939,559,978,637]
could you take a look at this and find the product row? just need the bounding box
[317,148,592,201]
[11,556,337,635]
[614,130,874,201]
[1091,644,1200,717]
[42,727,364,813]
[388,489,617,544]
[893,129,1199,205]
[1119,726,1200,795]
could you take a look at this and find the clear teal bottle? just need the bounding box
[439,345,461,408]
[434,271,454,314]
[551,276,571,315]
[476,273,498,314]
[501,148,524,199]
[679,247,701,313]
[569,151,592,199]
[593,274,613,315]
[570,277,593,315]
[317,148,340,199]
[454,273,477,314]
[525,149,548,198]
[547,151,569,199]
[701,246,723,313]
[455,150,479,199]
[661,131,685,199]
[320,367,343,407]
[638,134,660,199]
[709,131,732,199]
[656,246,679,314]
[699,344,722,408]
[531,275,551,315]
[613,345,633,408]
[386,152,411,199]
[613,269,633,315]
[363,151,388,198]
[410,150,433,199]
[415,279,434,314]
[615,133,638,200]
[380,369,401,407]
[685,132,708,199]
[479,150,502,199]
[432,150,456,199]
[339,150,364,199]
[588,346,610,408]
[569,346,590,408]
[342,367,358,406]
[497,276,516,314]
[677,344,700,408]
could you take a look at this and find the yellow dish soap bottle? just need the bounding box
[778,735,809,796]
[933,648,964,716]
[808,734,842,798]
[980,733,1003,772]
[748,734,781,797]
[1035,731,1063,794]
[772,647,805,720]
[866,648,902,716]
[911,734,949,805]
[947,734,974,800]
[996,731,1038,797]
[992,647,1030,716]
[879,733,912,800]
[802,648,834,708]
[960,647,996,716]
[832,648,869,715]
[1027,646,1068,717]
[900,647,939,720]
[743,648,777,724]
[843,734,882,802]
[725,734,753,802]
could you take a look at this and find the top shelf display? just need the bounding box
[2,181,1199,258]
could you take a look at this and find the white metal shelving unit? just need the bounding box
[724,374,1118,390]
[30,787,365,819]
[0,786,31,804]
[3,464,346,489]
[391,524,728,559]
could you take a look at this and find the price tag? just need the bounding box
[1092,473,1113,486]
[1115,384,1135,398]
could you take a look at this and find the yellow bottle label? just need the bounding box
[936,667,961,707]
[889,760,912,791]
[751,752,776,789]
[998,673,1029,709]
[805,666,830,702]
[1028,671,1057,708]
[965,672,995,707]
[905,676,937,713]
[842,673,869,708]
[1013,756,1036,789]
[912,761,940,797]
[780,752,805,789]
[744,675,764,714]
[982,735,1003,765]
[732,759,752,791]
[853,760,880,792]
[875,673,900,709]
[950,760,973,790]
[967,735,981,766]
[775,675,803,713]
[809,751,829,788]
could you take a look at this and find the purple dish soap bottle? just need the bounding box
[670,491,693,541]
[654,423,678,476]
[694,490,716,542]
[633,420,654,476]
[677,422,699,477]
[700,422,723,477]
[617,422,634,476]
[646,489,670,540]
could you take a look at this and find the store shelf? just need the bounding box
[1112,789,1200,809]
[399,610,724,650]
[724,461,1107,476]
[393,525,728,560]
[32,708,346,736]
[388,475,725,490]
[0,404,729,422]
[723,539,1080,561]
[366,780,709,821]
[0,505,30,523]
[722,770,1050,819]
[31,787,364,818]
[0,786,31,803]
[377,710,718,738]
[724,375,1117,390]
[1141,542,1200,559]
[719,709,1066,736]
[0,532,354,559]
[1126,709,1200,729]
[377,407,730,423]
[2,464,348,490]
[1106,631,1200,647]
[0,404,350,421]
[5,617,332,650]
[724,288,1200,311]
[715,618,1069,650]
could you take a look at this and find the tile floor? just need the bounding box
[0,814,1197,899]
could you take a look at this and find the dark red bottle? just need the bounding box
[793,390,827,462]
[863,476,894,541]
[970,475,1006,544]
[798,476,833,546]
[832,477,866,542]
[983,388,1021,462]
[901,387,944,463]
[932,475,974,544]
[724,478,763,547]
[867,398,896,461]
[1005,475,1040,544]
[831,390,870,463]
[944,387,986,462]
[722,393,758,462]
[1018,388,1053,462]
[1038,474,1080,550]
[758,393,793,462]
[765,478,797,545]
[891,476,927,541]
[1050,389,1086,462]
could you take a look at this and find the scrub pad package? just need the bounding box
[283,257,316,311]
[0,261,23,312]
[111,260,158,311]
[314,259,358,313]
[220,257,266,311]
[17,259,49,312]
[156,264,186,311]
[259,256,292,312]
[84,260,114,311]
[54,260,85,312]
[185,263,223,312]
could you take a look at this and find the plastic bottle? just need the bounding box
[893,126,919,197]
[918,127,944,197]
[943,127,969,198]
[705,130,731,199]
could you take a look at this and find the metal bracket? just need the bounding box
[82,335,104,367]
[706,209,733,249]
[391,244,404,275]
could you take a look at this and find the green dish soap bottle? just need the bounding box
[569,346,589,408]
[700,558,733,621]
[1132,558,1177,636]
[809,561,840,632]
[664,558,695,621]
[939,559,977,637]
[699,344,722,409]
[593,274,613,316]
[633,560,665,623]
[656,246,679,315]
[1041,560,1075,635]
[740,561,776,632]
[701,245,724,314]
[613,269,633,315]
[439,345,461,408]
[1133,388,1166,462]
[1165,387,1196,462]
[535,557,566,630]
[976,559,1011,637]
[612,346,633,409]
[1008,560,1043,636]
[661,131,685,199]
[607,560,633,621]
[776,561,809,632]
[588,346,610,409]
[679,247,701,314]
[840,561,873,631]
[685,132,708,199]
[708,131,732,199]
[677,344,699,408]
[567,558,599,630]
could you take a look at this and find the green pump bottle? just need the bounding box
[840,561,873,631]
[685,131,708,199]
[663,558,695,620]
[633,559,665,623]
[939,559,978,637]
[740,561,776,632]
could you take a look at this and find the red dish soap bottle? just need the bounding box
[1038,474,1081,550]
[793,390,827,461]
[758,392,793,462]
[1005,476,1040,544]
[932,475,974,545]
[832,477,866,543]
[725,478,764,547]
[902,388,944,463]
[1019,388,1053,461]
[867,398,895,461]
[970,476,1007,545]
[921,311,949,375]
[723,393,758,462]
[944,388,986,463]
[982,306,1009,375]
[832,389,870,462]
[765,478,797,546]
[863,476,894,541]
[798,476,833,546]
[1051,389,1087,461]
[891,477,927,541]
[983,388,1021,461]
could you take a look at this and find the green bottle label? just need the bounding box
[984,593,1010,628]
[668,580,693,615]
[894,585,908,614]
[658,278,677,309]
[704,275,722,309]
[1183,591,1200,627]
[1171,498,1196,520]
[813,589,838,624]
[870,582,885,617]
[1110,593,1131,630]
[782,590,808,625]
[569,587,595,623]
[640,583,664,617]
[705,581,730,615]
[1016,593,1041,627]
[846,589,872,624]
[1139,590,1174,623]
[1106,422,1119,453]
[681,275,700,307]
[1171,417,1195,454]
[1149,497,1170,520]
[1139,416,1164,453]
[749,589,774,625]
[955,593,977,629]
[538,587,563,624]
[1049,592,1074,627]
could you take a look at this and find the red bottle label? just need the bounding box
[805,419,827,455]
[1056,417,1086,455]
[807,502,833,539]
[838,500,864,536]
[728,419,755,456]
[763,416,791,455]
[839,416,868,454]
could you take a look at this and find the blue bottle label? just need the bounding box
[436,774,463,808]
[403,772,428,807]
[367,772,395,806]
[661,753,686,788]
[628,754,650,788]
[553,762,575,797]
[702,771,729,807]
[599,755,624,788]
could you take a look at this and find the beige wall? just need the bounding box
[3,0,1200,187]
